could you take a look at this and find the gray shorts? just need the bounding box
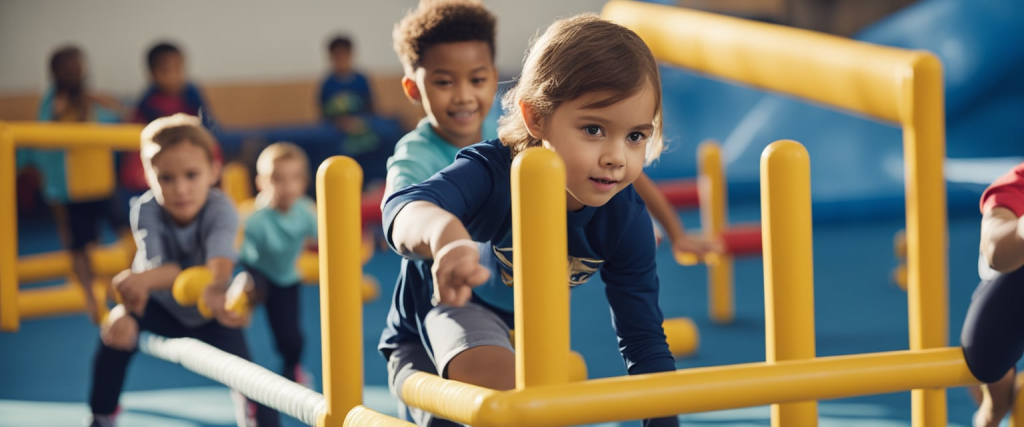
[387,302,513,426]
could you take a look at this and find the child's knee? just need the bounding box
[446,345,515,390]
[100,306,139,351]
[423,303,515,389]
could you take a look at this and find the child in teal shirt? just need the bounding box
[238,142,318,385]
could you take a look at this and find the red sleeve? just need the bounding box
[212,143,223,164]
[980,162,1024,217]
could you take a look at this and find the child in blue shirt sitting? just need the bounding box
[122,42,216,195]
[319,34,381,173]
[320,35,374,121]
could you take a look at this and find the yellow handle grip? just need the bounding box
[172,266,215,318]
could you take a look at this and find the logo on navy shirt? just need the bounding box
[492,246,604,287]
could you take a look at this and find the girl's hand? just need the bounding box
[672,234,723,264]
[431,240,490,306]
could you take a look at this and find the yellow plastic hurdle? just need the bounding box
[1,122,144,331]
[377,144,979,427]
[671,140,751,325]
[317,157,412,426]
[161,155,416,426]
[602,1,948,424]
[0,122,379,330]
[696,141,734,324]
[141,156,413,426]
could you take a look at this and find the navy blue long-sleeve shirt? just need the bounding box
[379,140,677,425]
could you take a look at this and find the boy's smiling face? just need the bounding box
[403,41,498,149]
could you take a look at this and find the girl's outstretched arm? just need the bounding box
[633,173,719,258]
[392,201,490,306]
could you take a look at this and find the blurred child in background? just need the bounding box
[238,142,318,386]
[20,45,128,324]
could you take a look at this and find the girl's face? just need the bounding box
[526,86,656,211]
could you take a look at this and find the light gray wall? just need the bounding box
[0,0,609,95]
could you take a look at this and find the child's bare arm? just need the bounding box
[129,264,182,291]
[633,173,719,257]
[392,201,472,258]
[205,257,235,291]
[391,201,490,306]
[632,173,686,242]
[981,206,1024,272]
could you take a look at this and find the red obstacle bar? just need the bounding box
[362,178,714,224]
[721,223,761,256]
[657,179,700,208]
[361,186,385,225]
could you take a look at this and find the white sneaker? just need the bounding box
[86,414,116,427]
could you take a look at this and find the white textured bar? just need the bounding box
[139,331,327,425]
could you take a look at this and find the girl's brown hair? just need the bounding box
[498,14,664,164]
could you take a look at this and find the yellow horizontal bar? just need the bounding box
[340,405,416,427]
[401,372,500,425]
[403,347,977,427]
[602,1,921,124]
[18,244,132,283]
[6,122,144,151]
[18,282,108,319]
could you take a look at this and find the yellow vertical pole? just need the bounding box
[1011,373,1024,427]
[65,147,116,201]
[511,147,570,389]
[316,156,363,427]
[761,140,818,426]
[903,53,948,427]
[698,141,734,324]
[221,162,254,206]
[0,125,19,331]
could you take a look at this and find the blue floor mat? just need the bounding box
[0,206,996,426]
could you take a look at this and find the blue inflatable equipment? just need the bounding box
[648,0,1024,221]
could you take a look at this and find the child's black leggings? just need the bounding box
[961,263,1024,383]
[89,300,280,426]
[245,265,304,381]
